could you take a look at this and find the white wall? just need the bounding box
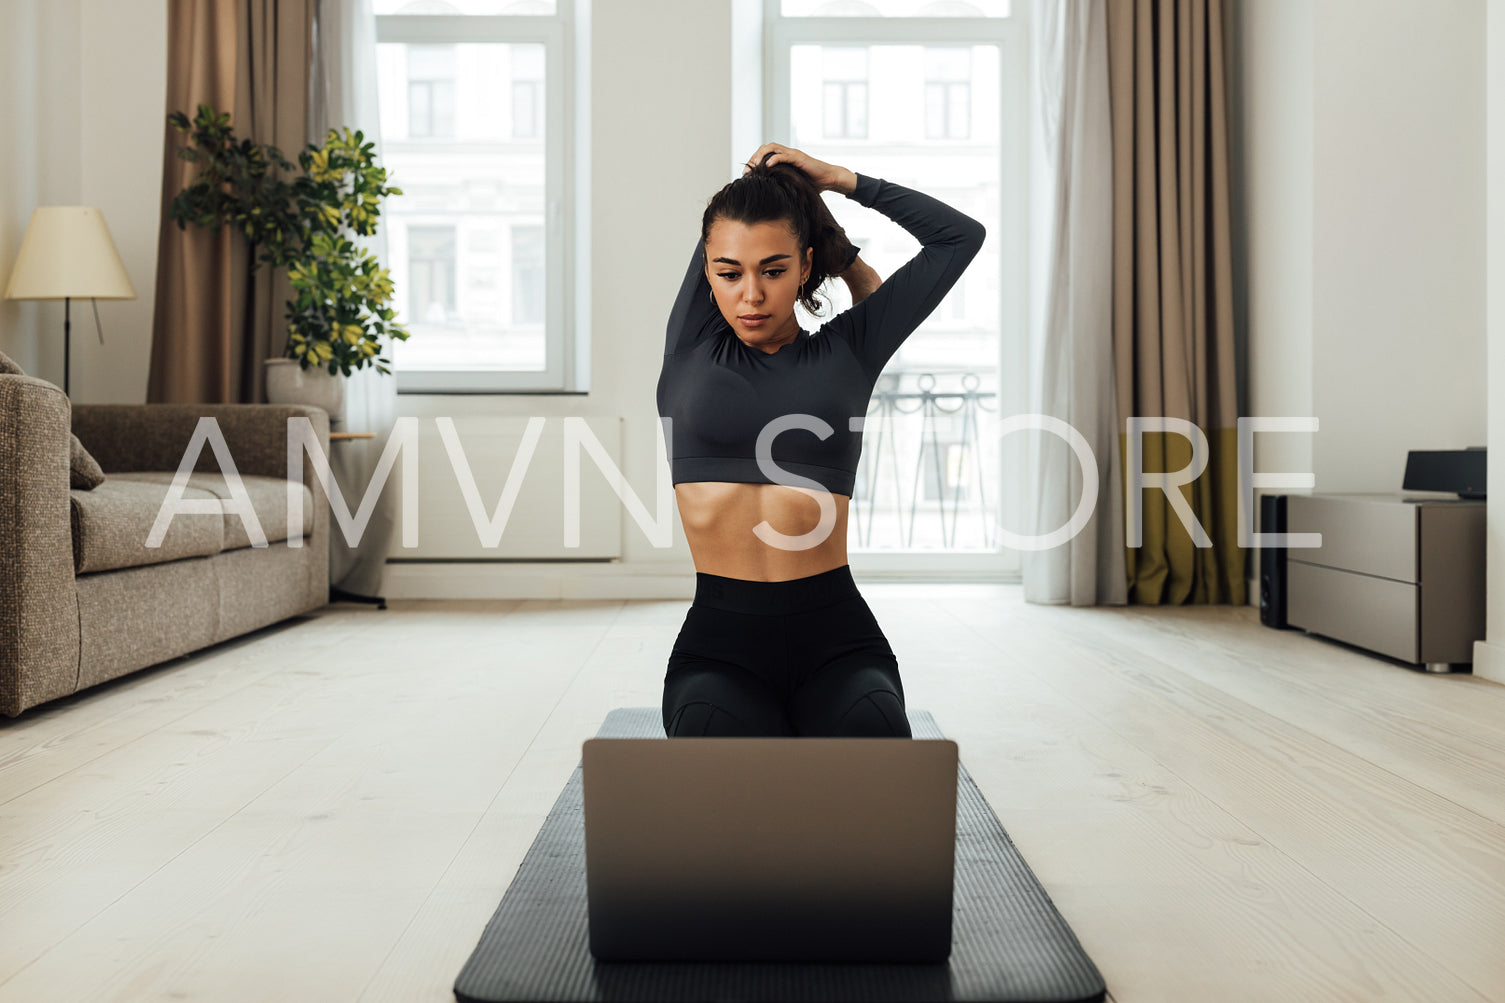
[1,0,82,379]
[0,0,164,403]
[77,0,167,403]
[1311,0,1486,491]
[1231,0,1315,499]
[1236,0,1486,495]
[1235,0,1496,675]
[1478,0,1505,685]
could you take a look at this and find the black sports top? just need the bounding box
[656,172,985,496]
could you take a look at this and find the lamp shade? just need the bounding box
[3,206,136,301]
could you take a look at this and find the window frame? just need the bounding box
[762,0,1030,576]
[376,8,575,393]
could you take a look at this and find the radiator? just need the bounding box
[392,415,627,560]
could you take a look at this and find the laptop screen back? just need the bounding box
[581,737,959,963]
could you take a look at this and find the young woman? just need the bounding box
[656,142,985,739]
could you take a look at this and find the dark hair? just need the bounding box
[700,151,857,316]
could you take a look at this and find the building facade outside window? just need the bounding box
[408,225,458,323]
[822,47,869,139]
[375,0,573,392]
[406,44,457,139]
[924,46,971,140]
[511,225,545,326]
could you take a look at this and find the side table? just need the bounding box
[328,431,387,610]
[1285,492,1485,671]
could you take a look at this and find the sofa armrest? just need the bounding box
[0,374,82,716]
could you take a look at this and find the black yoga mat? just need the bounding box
[453,708,1107,1003]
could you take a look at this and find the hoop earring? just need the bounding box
[708,289,715,306]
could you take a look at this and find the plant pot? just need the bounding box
[264,357,346,425]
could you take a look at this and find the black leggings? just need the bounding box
[662,564,912,738]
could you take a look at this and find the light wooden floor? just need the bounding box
[3,584,1505,1003]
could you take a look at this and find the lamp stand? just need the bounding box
[63,295,71,397]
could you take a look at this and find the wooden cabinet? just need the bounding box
[1284,493,1485,671]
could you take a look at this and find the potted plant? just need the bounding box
[165,104,409,420]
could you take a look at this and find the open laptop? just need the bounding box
[580,736,959,963]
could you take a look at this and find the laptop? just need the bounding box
[580,736,959,963]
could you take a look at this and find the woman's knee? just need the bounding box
[833,688,912,737]
[791,661,912,737]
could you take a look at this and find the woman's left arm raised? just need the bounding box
[824,175,985,382]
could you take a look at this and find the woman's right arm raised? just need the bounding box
[664,239,723,356]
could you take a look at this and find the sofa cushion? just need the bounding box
[69,435,106,489]
[106,471,315,551]
[0,348,106,490]
[70,479,225,574]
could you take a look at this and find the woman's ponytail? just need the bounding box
[701,152,858,316]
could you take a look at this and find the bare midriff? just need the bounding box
[674,481,850,582]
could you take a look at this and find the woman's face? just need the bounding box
[704,218,812,352]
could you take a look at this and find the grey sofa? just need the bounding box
[0,373,331,717]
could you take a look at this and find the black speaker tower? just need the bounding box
[1259,494,1288,629]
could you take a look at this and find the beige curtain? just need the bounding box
[148,0,314,405]
[1025,0,1125,606]
[1107,0,1244,604]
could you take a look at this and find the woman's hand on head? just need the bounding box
[744,143,857,196]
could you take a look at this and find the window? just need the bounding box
[409,226,458,322]
[919,413,966,502]
[407,45,457,138]
[376,0,575,392]
[765,0,1025,568]
[821,47,869,139]
[942,272,965,320]
[924,47,970,140]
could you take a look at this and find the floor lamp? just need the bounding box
[3,206,136,396]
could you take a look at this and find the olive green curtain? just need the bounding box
[148,0,314,404]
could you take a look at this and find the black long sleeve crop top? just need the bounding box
[656,172,986,497]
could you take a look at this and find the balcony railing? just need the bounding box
[851,367,1000,551]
